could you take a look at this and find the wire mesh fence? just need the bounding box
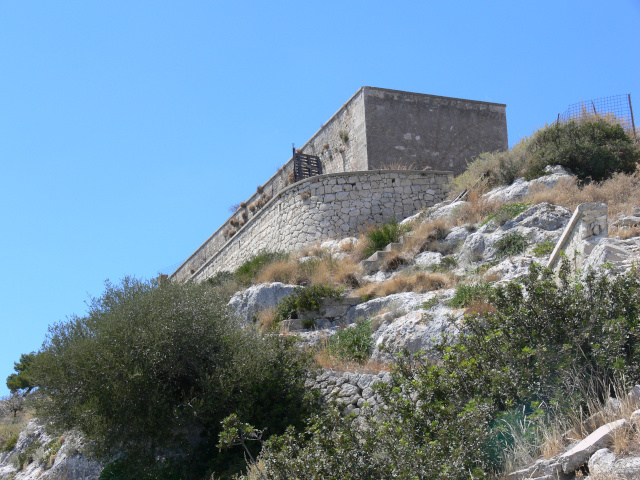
[557,94,636,133]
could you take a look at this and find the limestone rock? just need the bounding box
[442,226,472,249]
[484,165,573,204]
[414,251,443,268]
[485,256,534,283]
[371,305,462,362]
[589,448,640,479]
[581,237,640,275]
[0,419,102,480]
[344,292,439,325]
[228,282,298,324]
[559,419,627,473]
[424,200,468,221]
[502,203,572,231]
[457,203,570,268]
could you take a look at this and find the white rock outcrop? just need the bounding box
[0,420,101,480]
[228,282,298,324]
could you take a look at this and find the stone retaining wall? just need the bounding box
[172,170,452,282]
[306,370,392,416]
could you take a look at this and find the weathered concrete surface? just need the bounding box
[364,87,508,174]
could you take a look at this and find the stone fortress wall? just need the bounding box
[170,87,507,282]
[175,170,452,282]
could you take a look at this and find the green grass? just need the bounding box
[482,203,529,227]
[494,232,528,259]
[275,285,344,321]
[234,251,288,286]
[531,240,555,257]
[449,283,495,308]
[363,220,411,258]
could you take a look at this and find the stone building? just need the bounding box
[170,87,508,281]
[297,86,508,176]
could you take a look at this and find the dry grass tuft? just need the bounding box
[352,230,374,262]
[452,190,503,226]
[379,162,416,170]
[463,299,497,316]
[380,251,409,272]
[404,218,452,255]
[356,272,454,298]
[0,404,34,452]
[314,341,391,374]
[617,225,640,239]
[255,255,361,289]
[254,307,277,332]
[525,171,640,221]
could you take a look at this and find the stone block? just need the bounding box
[560,419,627,473]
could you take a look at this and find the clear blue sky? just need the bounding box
[1,1,639,396]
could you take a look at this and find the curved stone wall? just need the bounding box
[171,170,452,282]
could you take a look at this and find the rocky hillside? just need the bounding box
[2,164,639,480]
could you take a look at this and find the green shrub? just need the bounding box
[449,282,495,308]
[531,240,555,257]
[6,352,36,395]
[17,439,41,469]
[31,277,313,479]
[525,118,639,182]
[1,433,18,453]
[494,232,528,259]
[327,320,373,363]
[251,263,640,479]
[275,285,343,321]
[482,202,529,226]
[451,117,639,193]
[235,251,287,286]
[431,256,457,272]
[363,220,410,258]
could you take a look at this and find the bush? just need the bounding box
[326,321,373,363]
[362,220,410,258]
[251,263,640,478]
[450,117,639,194]
[1,433,18,453]
[449,282,495,308]
[525,118,639,182]
[31,278,313,479]
[275,285,343,321]
[531,240,555,257]
[494,232,528,259]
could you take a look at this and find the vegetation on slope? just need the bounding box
[452,115,639,193]
[5,116,640,479]
[236,263,640,479]
[28,278,314,479]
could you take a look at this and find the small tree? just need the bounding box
[6,352,36,395]
[31,277,313,479]
[0,393,25,418]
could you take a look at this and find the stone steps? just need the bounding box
[360,232,414,274]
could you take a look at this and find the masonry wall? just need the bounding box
[171,170,452,282]
[363,87,508,175]
[298,88,368,173]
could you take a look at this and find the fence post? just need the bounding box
[629,94,636,138]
